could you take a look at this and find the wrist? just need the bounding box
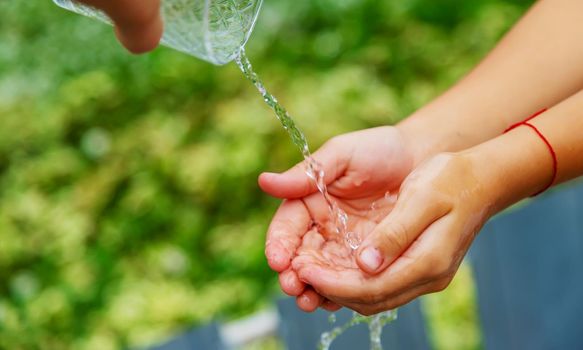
[461,126,554,212]
[395,117,451,168]
[395,80,538,167]
[395,101,500,168]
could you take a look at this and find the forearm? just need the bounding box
[468,89,583,212]
[398,0,583,166]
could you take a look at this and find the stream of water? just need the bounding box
[235,48,397,349]
[234,49,351,241]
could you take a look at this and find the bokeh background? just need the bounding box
[0,0,533,349]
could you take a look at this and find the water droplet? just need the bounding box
[238,50,399,349]
[319,332,333,350]
[345,232,361,250]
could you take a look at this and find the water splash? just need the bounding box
[235,48,311,159]
[235,48,349,242]
[318,311,398,350]
[345,232,362,250]
[236,48,397,349]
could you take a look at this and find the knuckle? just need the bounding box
[326,135,344,147]
[383,298,411,311]
[399,181,434,208]
[365,293,384,305]
[420,253,452,279]
[359,284,390,305]
[349,305,364,314]
[382,222,410,252]
[432,278,452,293]
[433,152,457,163]
[269,216,304,239]
[357,293,377,305]
[401,179,439,205]
[128,0,161,25]
[400,176,422,194]
[357,307,377,317]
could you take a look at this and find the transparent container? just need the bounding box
[53,0,263,65]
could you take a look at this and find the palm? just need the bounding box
[294,190,396,271]
[261,127,413,310]
[301,126,409,242]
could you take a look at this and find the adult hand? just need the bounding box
[260,126,415,312]
[292,152,499,315]
[78,0,163,53]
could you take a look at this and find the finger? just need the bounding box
[293,217,454,304]
[258,138,350,199]
[385,216,460,284]
[293,254,374,300]
[299,194,337,237]
[79,0,163,53]
[340,277,448,316]
[321,300,342,312]
[356,188,450,275]
[350,217,457,309]
[296,287,323,313]
[343,219,459,312]
[294,260,413,306]
[279,269,305,296]
[265,200,311,272]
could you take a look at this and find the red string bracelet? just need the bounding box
[504,108,557,197]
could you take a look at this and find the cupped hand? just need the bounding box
[292,152,498,315]
[260,126,415,312]
[79,0,163,53]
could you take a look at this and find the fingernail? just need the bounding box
[359,247,383,272]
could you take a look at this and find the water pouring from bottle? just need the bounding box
[235,48,398,349]
[52,1,398,347]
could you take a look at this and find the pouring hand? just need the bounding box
[79,0,163,53]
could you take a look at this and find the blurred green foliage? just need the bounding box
[0,0,531,349]
[424,263,482,350]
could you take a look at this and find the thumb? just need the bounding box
[258,138,350,199]
[80,0,163,54]
[356,191,448,275]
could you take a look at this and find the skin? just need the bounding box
[78,0,163,53]
[292,153,490,315]
[264,0,583,312]
[73,0,583,313]
[260,127,413,311]
[399,0,583,165]
[293,90,583,315]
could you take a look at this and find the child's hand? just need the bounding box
[260,126,415,312]
[79,0,163,53]
[292,152,498,315]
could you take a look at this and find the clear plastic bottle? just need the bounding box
[53,0,263,65]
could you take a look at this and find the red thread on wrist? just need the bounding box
[504,108,548,131]
[504,108,556,197]
[504,108,559,197]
